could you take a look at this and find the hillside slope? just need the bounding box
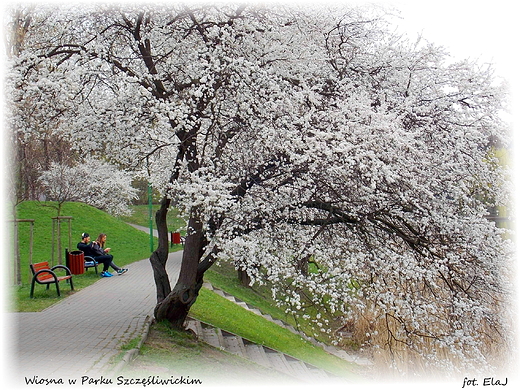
[13,201,155,285]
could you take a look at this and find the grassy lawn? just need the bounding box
[205,261,343,346]
[190,287,357,378]
[117,205,186,234]
[10,201,160,312]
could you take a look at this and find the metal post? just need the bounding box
[148,182,154,252]
[67,217,72,251]
[57,217,61,265]
[13,219,19,285]
[51,218,56,266]
[52,216,73,265]
[28,220,34,267]
[10,219,35,286]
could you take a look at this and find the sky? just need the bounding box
[385,0,519,132]
[283,0,519,112]
[390,0,516,83]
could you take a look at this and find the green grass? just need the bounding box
[9,201,161,311]
[204,262,340,345]
[189,288,356,378]
[117,205,186,234]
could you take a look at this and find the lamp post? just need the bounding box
[148,181,153,252]
[147,157,154,252]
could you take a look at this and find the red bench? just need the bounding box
[30,261,74,298]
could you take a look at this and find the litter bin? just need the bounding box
[171,232,182,245]
[67,250,85,275]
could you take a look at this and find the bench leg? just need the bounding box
[30,278,73,298]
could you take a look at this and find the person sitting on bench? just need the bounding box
[77,232,128,277]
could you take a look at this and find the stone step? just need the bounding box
[199,283,372,367]
[186,318,203,335]
[243,342,272,368]
[263,347,290,370]
[186,318,337,382]
[248,307,263,315]
[304,365,331,380]
[235,301,250,309]
[221,329,247,357]
[285,355,311,376]
[200,323,224,349]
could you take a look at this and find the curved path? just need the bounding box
[10,251,182,385]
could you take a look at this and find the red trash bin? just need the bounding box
[172,232,182,245]
[68,250,85,275]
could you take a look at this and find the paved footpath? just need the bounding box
[9,251,182,386]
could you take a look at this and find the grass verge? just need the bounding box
[190,287,357,378]
[205,261,340,345]
[117,205,186,234]
[9,201,180,312]
[121,321,296,385]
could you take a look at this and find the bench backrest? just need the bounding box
[30,262,53,282]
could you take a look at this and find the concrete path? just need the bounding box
[10,251,182,386]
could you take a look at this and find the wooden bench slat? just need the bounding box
[36,275,73,284]
[30,261,74,298]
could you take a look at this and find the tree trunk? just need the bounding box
[154,207,216,329]
[153,270,205,328]
[237,268,251,287]
[149,196,172,302]
[296,254,311,276]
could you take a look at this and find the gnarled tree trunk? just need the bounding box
[152,205,216,328]
[149,196,172,303]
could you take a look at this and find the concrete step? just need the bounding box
[304,364,331,380]
[199,323,224,349]
[261,346,290,370]
[221,329,247,357]
[248,307,263,315]
[185,318,203,335]
[212,289,226,297]
[284,355,311,377]
[235,301,250,309]
[243,342,272,368]
[185,318,337,383]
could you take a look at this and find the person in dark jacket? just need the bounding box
[77,232,128,277]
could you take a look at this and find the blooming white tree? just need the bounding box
[38,158,138,216]
[5,6,98,203]
[7,3,514,376]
